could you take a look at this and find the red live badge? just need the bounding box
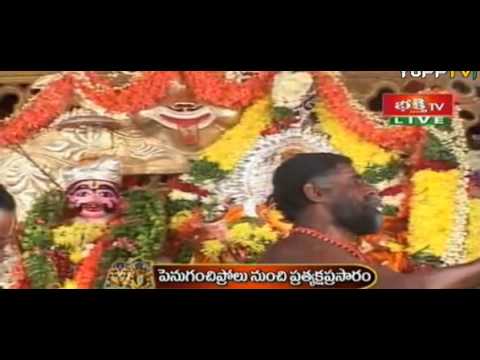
[383,94,454,117]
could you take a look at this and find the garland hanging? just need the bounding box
[315,103,397,173]
[0,77,74,146]
[407,170,460,257]
[313,72,426,151]
[73,71,180,114]
[465,200,480,263]
[183,71,275,109]
[20,189,167,289]
[202,99,273,171]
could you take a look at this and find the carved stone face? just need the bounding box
[67,180,121,221]
[138,77,241,151]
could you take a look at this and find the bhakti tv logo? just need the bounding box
[383,94,454,127]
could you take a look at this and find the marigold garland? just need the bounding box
[228,223,278,258]
[0,76,74,146]
[313,72,426,151]
[200,222,279,263]
[315,104,396,173]
[74,239,110,289]
[201,240,226,262]
[407,170,460,257]
[257,205,293,237]
[202,99,273,171]
[20,189,167,288]
[0,71,273,147]
[183,71,275,109]
[74,71,180,114]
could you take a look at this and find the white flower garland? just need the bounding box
[426,112,471,265]
[272,72,314,109]
[168,189,199,202]
[325,72,388,127]
[224,71,261,84]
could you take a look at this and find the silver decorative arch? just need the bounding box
[215,128,337,216]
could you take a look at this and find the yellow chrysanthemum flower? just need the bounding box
[201,240,226,262]
[407,170,460,257]
[69,249,85,264]
[62,279,78,289]
[253,225,279,243]
[202,99,272,171]
[52,223,107,266]
[228,223,278,256]
[315,104,395,173]
[169,210,194,230]
[53,223,107,249]
[229,223,255,242]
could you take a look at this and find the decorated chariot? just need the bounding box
[0,71,478,289]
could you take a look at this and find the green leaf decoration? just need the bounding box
[382,205,399,216]
[165,199,199,217]
[362,160,403,185]
[189,160,228,183]
[423,133,458,165]
[112,190,167,261]
[24,253,59,289]
[272,107,295,122]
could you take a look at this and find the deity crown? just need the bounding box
[63,157,122,189]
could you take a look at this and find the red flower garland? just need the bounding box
[74,71,180,114]
[183,71,275,109]
[0,76,74,146]
[313,72,426,152]
[74,239,110,289]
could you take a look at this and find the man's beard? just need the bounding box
[331,201,383,236]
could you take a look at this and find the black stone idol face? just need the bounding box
[467,125,480,150]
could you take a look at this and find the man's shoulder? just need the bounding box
[259,235,365,265]
[260,236,319,264]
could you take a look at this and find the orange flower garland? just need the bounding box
[74,71,180,114]
[0,76,74,146]
[0,71,276,147]
[11,259,30,289]
[313,72,426,152]
[74,239,110,289]
[183,71,276,109]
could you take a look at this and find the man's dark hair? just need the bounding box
[272,153,352,221]
[0,185,15,212]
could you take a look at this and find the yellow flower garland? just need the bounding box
[169,210,194,230]
[61,279,78,289]
[315,104,396,173]
[52,223,107,264]
[465,200,480,263]
[201,240,226,262]
[202,99,272,171]
[201,223,279,262]
[407,170,460,257]
[228,223,278,256]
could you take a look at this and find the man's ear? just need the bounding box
[303,183,323,203]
